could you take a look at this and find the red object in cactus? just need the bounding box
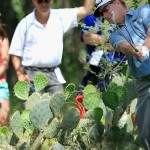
[131,116,136,122]
[75,95,86,118]
[131,113,136,123]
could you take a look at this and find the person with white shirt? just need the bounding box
[9,0,95,96]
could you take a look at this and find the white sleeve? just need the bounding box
[9,19,26,57]
[57,8,78,33]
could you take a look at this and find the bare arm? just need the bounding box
[83,32,114,51]
[0,38,9,78]
[117,40,142,59]
[11,55,30,82]
[82,32,103,46]
[143,26,150,49]
[117,27,150,59]
[77,0,95,21]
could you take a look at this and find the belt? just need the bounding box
[24,66,58,73]
[137,75,150,81]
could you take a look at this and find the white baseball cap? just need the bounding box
[94,0,112,17]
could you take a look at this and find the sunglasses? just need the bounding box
[99,0,115,16]
[37,0,50,3]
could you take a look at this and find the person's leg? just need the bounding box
[136,80,150,150]
[45,71,64,96]
[0,99,9,126]
[45,84,64,96]
[0,81,10,126]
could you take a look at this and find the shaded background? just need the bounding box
[0,0,87,113]
[0,0,149,113]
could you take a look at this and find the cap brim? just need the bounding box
[93,6,101,18]
[94,0,112,18]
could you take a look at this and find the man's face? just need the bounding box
[33,0,53,13]
[98,0,116,23]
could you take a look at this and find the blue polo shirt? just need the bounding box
[81,14,102,62]
[109,4,150,78]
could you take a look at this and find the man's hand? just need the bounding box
[17,71,30,82]
[134,45,149,60]
[77,0,95,21]
[132,45,143,59]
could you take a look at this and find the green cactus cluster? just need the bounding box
[0,73,142,149]
[33,72,48,92]
[14,81,30,100]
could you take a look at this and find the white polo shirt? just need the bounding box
[9,8,78,68]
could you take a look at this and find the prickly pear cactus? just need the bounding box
[89,124,103,146]
[21,109,35,134]
[14,81,30,100]
[124,80,137,102]
[64,83,76,101]
[102,91,119,110]
[113,86,128,102]
[44,118,60,138]
[60,107,80,131]
[107,82,118,91]
[30,99,53,130]
[93,107,103,122]
[111,76,124,86]
[0,126,9,139]
[83,84,97,96]
[25,92,42,109]
[33,73,48,92]
[83,92,101,110]
[10,111,24,139]
[49,93,65,117]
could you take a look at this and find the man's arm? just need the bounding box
[11,55,30,82]
[117,40,143,59]
[0,38,9,78]
[82,32,103,46]
[77,0,95,21]
[117,26,150,59]
[143,26,150,49]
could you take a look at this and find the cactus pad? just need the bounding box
[0,126,9,138]
[107,82,118,91]
[102,91,119,110]
[21,109,35,134]
[64,83,76,101]
[60,107,80,131]
[33,73,48,92]
[83,92,100,110]
[111,76,124,86]
[114,86,128,102]
[83,84,97,96]
[14,81,30,100]
[44,118,60,138]
[30,99,53,130]
[49,93,65,117]
[93,107,103,122]
[89,124,103,145]
[25,92,42,109]
[10,111,23,139]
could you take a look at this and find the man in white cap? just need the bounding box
[94,0,150,149]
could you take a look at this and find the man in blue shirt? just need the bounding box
[78,14,126,94]
[94,0,150,149]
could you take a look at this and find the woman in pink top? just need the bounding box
[0,18,10,126]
